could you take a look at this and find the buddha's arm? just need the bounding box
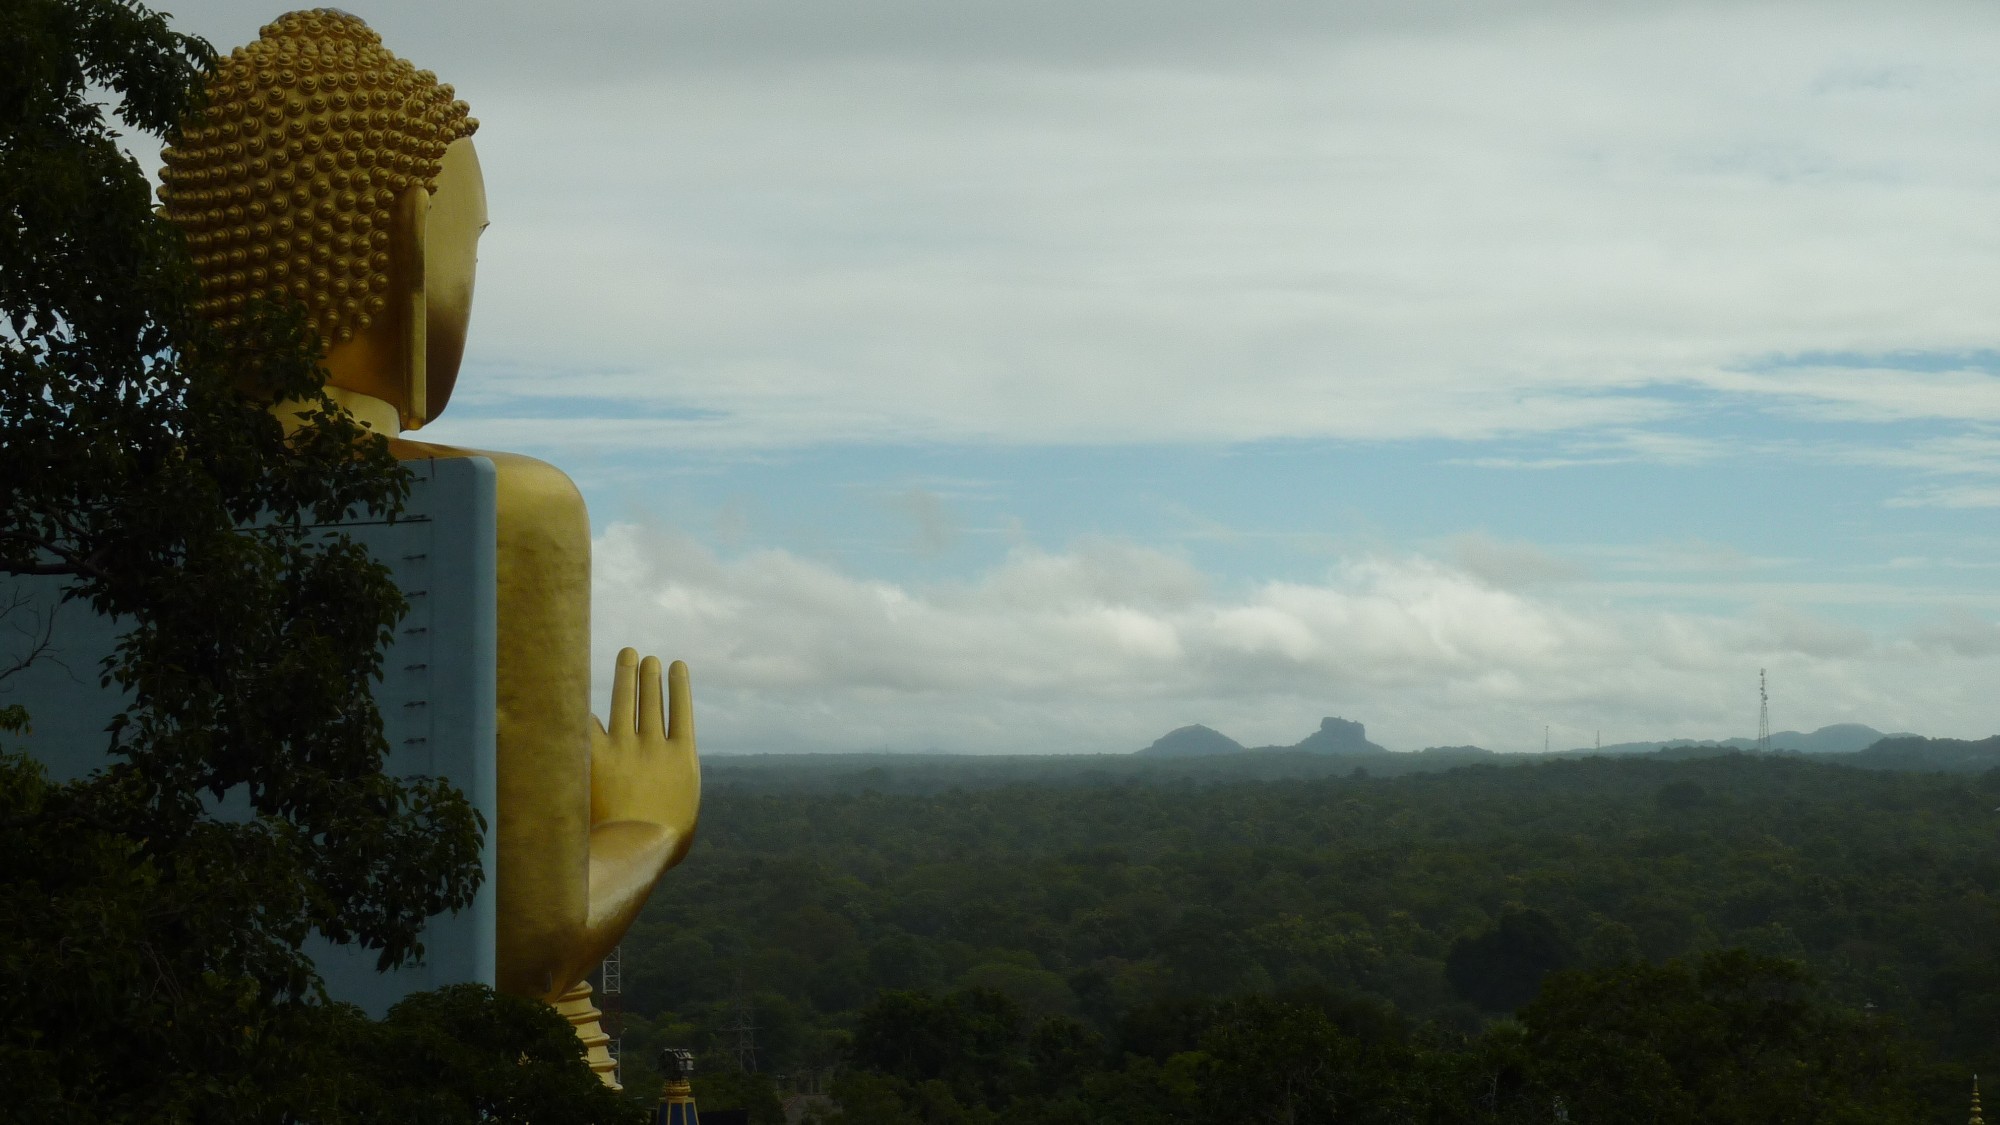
[390,440,697,1001]
[462,445,594,1000]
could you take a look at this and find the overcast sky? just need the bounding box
[164,0,2000,753]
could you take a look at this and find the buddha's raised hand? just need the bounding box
[569,647,700,982]
[590,647,699,850]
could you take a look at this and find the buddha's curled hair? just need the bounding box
[158,8,477,344]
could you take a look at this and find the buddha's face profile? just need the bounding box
[419,137,488,420]
[157,8,483,431]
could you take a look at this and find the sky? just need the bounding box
[155,0,2000,754]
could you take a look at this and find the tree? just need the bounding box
[0,1,636,1119]
[688,1070,787,1125]
[851,988,1029,1110]
[1516,951,1932,1125]
[334,985,642,1124]
[1445,908,1575,1013]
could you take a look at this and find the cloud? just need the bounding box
[1752,606,1872,659]
[1911,609,2000,656]
[885,488,962,555]
[591,524,2000,755]
[1885,483,2000,509]
[145,0,2000,450]
[1593,538,1785,576]
[1815,428,2000,507]
[1706,366,2000,424]
[1845,430,2000,474]
[1450,533,1588,588]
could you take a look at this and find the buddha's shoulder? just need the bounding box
[387,439,584,515]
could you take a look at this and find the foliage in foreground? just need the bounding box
[0,0,632,1119]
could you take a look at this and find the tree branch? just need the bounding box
[0,587,65,688]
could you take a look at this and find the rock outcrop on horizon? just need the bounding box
[1282,717,1389,756]
[1135,717,1387,758]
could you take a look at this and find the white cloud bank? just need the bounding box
[131,0,2000,457]
[183,0,1988,450]
[592,524,2000,755]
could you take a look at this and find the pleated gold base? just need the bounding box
[553,980,620,1090]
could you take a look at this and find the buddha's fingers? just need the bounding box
[609,647,639,736]
[638,655,664,741]
[667,659,694,749]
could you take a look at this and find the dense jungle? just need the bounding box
[608,747,2000,1122]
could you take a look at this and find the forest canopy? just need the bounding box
[621,751,1997,1122]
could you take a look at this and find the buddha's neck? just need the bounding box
[328,387,402,433]
[272,386,402,436]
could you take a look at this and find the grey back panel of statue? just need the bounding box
[1,456,498,1017]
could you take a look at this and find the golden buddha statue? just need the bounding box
[156,9,698,1084]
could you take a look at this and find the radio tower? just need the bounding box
[1757,668,1770,753]
[600,946,624,1087]
[724,982,760,1073]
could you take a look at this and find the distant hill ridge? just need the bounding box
[1134,720,2000,773]
[1848,734,2000,772]
[1575,723,1914,757]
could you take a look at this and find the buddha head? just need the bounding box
[158,9,485,431]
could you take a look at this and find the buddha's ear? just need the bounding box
[393,182,430,429]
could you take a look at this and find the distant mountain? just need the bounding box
[1786,724,1914,754]
[1578,724,1912,757]
[1136,717,1386,758]
[1417,745,1498,763]
[1130,719,1983,772]
[1277,717,1389,756]
[1136,724,1245,758]
[1846,735,2000,773]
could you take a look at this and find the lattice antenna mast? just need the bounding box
[1757,668,1770,753]
[725,987,760,1073]
[600,945,624,1087]
[602,944,623,995]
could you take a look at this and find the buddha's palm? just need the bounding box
[591,647,699,839]
[574,648,699,980]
